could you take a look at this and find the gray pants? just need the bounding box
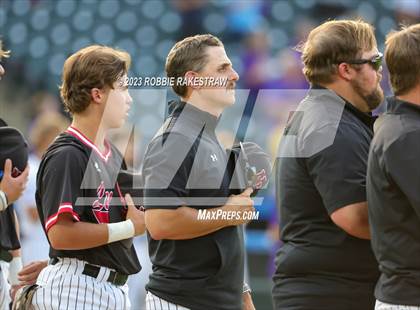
[376,300,420,310]
[145,292,190,310]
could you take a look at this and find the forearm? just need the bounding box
[348,222,370,239]
[10,249,21,257]
[13,210,20,240]
[146,205,231,240]
[331,202,371,240]
[48,221,109,250]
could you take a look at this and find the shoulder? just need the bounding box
[40,134,88,171]
[372,113,420,154]
[147,130,197,155]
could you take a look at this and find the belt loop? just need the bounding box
[49,257,59,265]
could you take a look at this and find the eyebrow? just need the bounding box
[218,62,232,70]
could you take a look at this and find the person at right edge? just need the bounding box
[273,19,383,309]
[367,23,420,310]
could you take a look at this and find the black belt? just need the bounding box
[49,257,128,286]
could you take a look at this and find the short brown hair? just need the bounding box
[60,45,131,114]
[297,19,377,84]
[165,34,223,97]
[385,24,420,96]
[0,40,10,60]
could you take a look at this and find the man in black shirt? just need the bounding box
[273,19,383,309]
[31,45,145,310]
[143,34,256,310]
[367,24,420,310]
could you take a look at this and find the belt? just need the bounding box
[49,257,128,286]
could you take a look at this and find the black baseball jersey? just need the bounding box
[0,204,20,252]
[35,126,141,275]
[273,87,379,309]
[0,117,21,254]
[368,97,420,306]
[142,101,244,310]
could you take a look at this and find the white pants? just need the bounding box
[376,300,420,310]
[145,291,190,310]
[32,257,130,310]
[0,264,10,310]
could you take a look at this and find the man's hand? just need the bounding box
[224,187,255,226]
[9,284,22,301]
[17,260,48,286]
[125,194,146,236]
[0,159,29,203]
[243,291,255,310]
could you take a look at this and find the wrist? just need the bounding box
[0,190,8,211]
[243,282,252,293]
[107,219,135,243]
[8,256,23,285]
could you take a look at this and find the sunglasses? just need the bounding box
[0,167,22,180]
[346,52,383,71]
[239,142,257,188]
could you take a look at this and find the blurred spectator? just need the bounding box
[171,0,207,39]
[31,91,61,118]
[15,112,69,263]
[226,1,269,40]
[108,125,143,170]
[108,125,151,310]
[393,0,420,25]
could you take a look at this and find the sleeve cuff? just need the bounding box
[243,282,252,293]
[45,203,80,232]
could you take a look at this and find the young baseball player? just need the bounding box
[142,34,256,310]
[367,23,420,310]
[31,45,145,310]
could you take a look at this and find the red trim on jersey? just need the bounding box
[65,126,111,162]
[116,182,126,206]
[45,203,80,232]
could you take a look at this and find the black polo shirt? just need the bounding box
[273,87,379,309]
[368,97,420,306]
[142,101,244,310]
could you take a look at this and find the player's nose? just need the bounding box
[230,67,239,82]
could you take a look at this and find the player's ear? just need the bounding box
[90,87,108,105]
[184,71,200,90]
[337,63,354,82]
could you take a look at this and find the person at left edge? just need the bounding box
[0,40,29,310]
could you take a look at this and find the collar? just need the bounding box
[65,126,111,162]
[310,84,376,128]
[168,100,220,133]
[386,96,420,115]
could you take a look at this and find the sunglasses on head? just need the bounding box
[338,52,383,71]
[0,167,22,180]
[239,142,257,188]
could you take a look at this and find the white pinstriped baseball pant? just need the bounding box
[376,300,420,310]
[31,257,130,310]
[145,292,190,310]
[0,264,10,310]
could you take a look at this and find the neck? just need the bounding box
[397,85,420,106]
[71,114,107,152]
[182,93,223,117]
[319,81,369,113]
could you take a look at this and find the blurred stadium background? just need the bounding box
[0,0,419,309]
